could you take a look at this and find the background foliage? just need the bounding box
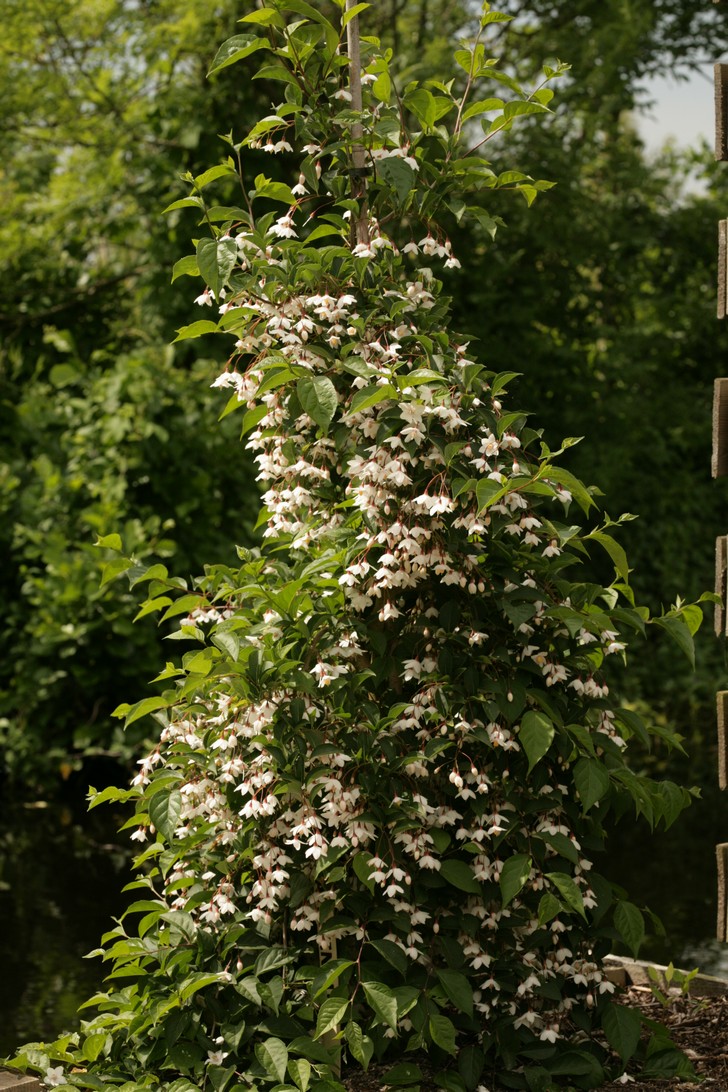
[2,0,728,794]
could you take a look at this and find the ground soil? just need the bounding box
[342,987,728,1091]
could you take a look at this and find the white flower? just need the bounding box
[207,1050,229,1066]
[334,88,352,102]
[263,140,293,154]
[44,1068,65,1088]
[269,214,298,239]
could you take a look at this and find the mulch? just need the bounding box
[341,987,728,1090]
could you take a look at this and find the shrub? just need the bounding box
[8,2,709,1088]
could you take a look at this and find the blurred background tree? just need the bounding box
[0,0,266,788]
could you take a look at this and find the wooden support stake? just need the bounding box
[719,692,728,791]
[718,843,728,942]
[713,380,728,477]
[345,0,369,248]
[716,64,728,161]
[719,221,728,319]
[715,535,727,635]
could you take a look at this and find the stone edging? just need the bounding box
[605,955,728,998]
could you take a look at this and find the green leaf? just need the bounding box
[537,892,562,925]
[94,533,122,552]
[342,3,370,26]
[100,557,133,587]
[173,320,219,342]
[475,477,505,511]
[602,1002,642,1065]
[362,981,398,1030]
[253,173,297,204]
[436,969,473,1017]
[255,947,297,975]
[519,710,554,772]
[378,157,415,204]
[288,1058,312,1092]
[614,901,645,957]
[429,1013,457,1055]
[179,972,224,1002]
[462,97,503,121]
[458,1044,485,1091]
[208,34,269,76]
[546,872,586,919]
[439,858,480,894]
[499,854,531,908]
[297,376,338,432]
[81,1032,107,1063]
[352,852,375,893]
[163,196,206,214]
[348,383,396,416]
[542,464,594,513]
[239,8,285,27]
[255,1038,288,1085]
[149,789,183,841]
[194,163,237,190]
[196,237,237,296]
[315,996,348,1038]
[589,530,630,583]
[344,1021,373,1069]
[382,1063,423,1086]
[119,695,169,728]
[368,939,408,976]
[503,99,548,120]
[574,757,610,812]
[372,71,392,103]
[653,613,695,668]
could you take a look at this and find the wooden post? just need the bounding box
[715,535,727,635]
[345,0,370,247]
[712,15,728,950]
[715,64,728,160]
[712,378,728,476]
[718,692,728,790]
[717,844,728,942]
[719,221,728,320]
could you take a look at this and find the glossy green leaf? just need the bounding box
[429,1013,457,1055]
[436,969,473,1017]
[519,710,554,772]
[574,757,610,812]
[546,871,586,919]
[255,1038,288,1084]
[499,854,531,907]
[615,901,645,957]
[315,996,348,1038]
[440,859,480,894]
[149,789,183,840]
[603,1002,642,1064]
[362,981,398,1030]
[297,375,338,432]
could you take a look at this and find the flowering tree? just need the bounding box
[10,1,708,1090]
